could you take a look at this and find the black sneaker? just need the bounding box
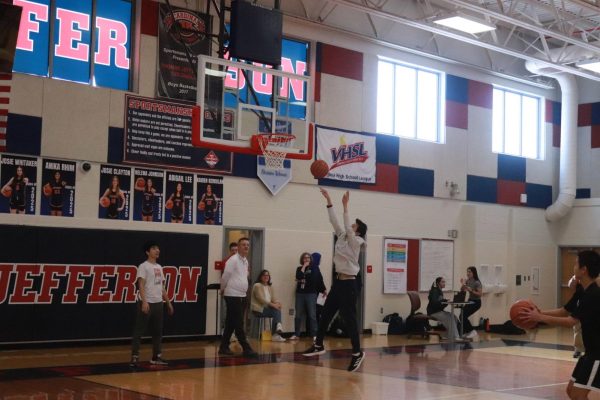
[347,351,365,372]
[129,355,139,368]
[242,349,258,358]
[218,347,234,356]
[573,351,582,358]
[150,356,168,366]
[302,344,325,357]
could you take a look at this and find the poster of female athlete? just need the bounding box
[40,159,76,217]
[0,155,37,215]
[196,175,223,225]
[98,165,131,220]
[165,172,193,224]
[133,168,164,222]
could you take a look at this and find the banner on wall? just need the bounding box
[196,175,223,225]
[383,238,408,294]
[157,4,211,101]
[41,158,76,217]
[133,168,164,222]
[165,171,193,224]
[0,155,37,215]
[316,127,376,183]
[99,164,131,220]
[0,225,208,343]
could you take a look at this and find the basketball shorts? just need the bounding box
[571,355,600,391]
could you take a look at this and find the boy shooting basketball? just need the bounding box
[303,189,367,372]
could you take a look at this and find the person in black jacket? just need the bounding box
[291,252,327,340]
[427,277,460,341]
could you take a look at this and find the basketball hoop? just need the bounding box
[255,133,296,169]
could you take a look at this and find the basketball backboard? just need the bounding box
[191,55,313,159]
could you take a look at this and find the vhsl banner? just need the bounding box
[316,127,376,183]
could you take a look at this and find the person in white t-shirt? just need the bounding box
[130,242,174,367]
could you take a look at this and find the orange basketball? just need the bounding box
[135,177,145,190]
[310,159,329,179]
[1,186,12,198]
[198,201,206,211]
[510,299,539,330]
[99,196,110,208]
[43,183,52,196]
[165,199,174,210]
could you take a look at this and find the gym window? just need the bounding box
[376,59,445,143]
[492,87,544,159]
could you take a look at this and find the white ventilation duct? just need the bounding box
[525,61,578,222]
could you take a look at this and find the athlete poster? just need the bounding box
[0,155,37,215]
[98,165,131,220]
[0,225,208,343]
[133,168,164,222]
[40,159,76,217]
[165,171,193,224]
[196,175,223,225]
[157,4,212,101]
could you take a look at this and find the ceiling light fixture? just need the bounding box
[433,12,496,34]
[576,60,600,74]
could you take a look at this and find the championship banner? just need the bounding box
[196,175,223,225]
[41,159,76,217]
[316,127,376,183]
[165,171,193,224]
[0,155,37,215]
[133,168,164,222]
[0,225,208,343]
[157,4,211,101]
[98,165,131,220]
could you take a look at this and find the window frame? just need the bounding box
[376,57,446,144]
[492,86,545,160]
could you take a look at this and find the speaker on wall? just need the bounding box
[229,0,282,66]
[0,2,22,73]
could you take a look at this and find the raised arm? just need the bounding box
[321,188,343,235]
[342,191,361,247]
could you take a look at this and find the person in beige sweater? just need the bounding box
[251,270,286,342]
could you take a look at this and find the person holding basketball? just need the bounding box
[135,178,156,222]
[2,166,29,214]
[100,176,125,219]
[522,250,600,400]
[167,182,185,223]
[46,171,66,216]
[303,189,367,372]
[198,184,220,225]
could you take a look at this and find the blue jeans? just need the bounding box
[295,292,318,336]
[254,307,282,334]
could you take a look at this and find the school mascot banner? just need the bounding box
[0,226,208,344]
[316,127,376,183]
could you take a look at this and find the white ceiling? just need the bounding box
[263,0,600,85]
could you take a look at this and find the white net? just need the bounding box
[258,134,295,169]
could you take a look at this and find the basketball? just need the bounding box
[43,183,52,196]
[1,186,12,198]
[510,299,539,330]
[165,199,174,210]
[198,201,206,211]
[99,196,110,208]
[135,177,145,190]
[310,160,329,179]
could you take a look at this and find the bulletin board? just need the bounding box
[419,239,454,291]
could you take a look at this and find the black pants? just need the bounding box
[461,299,481,333]
[131,301,164,357]
[220,296,252,351]
[316,279,361,353]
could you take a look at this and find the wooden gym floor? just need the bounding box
[1,327,599,399]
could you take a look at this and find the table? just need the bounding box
[445,301,473,344]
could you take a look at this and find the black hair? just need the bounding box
[299,252,312,265]
[431,276,443,290]
[143,241,159,253]
[355,218,367,238]
[229,242,238,250]
[578,250,600,279]
[255,269,272,285]
[238,237,250,244]
[467,266,480,282]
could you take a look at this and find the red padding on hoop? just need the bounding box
[191,105,202,147]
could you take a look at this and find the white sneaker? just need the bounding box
[276,322,283,334]
[289,335,299,340]
[271,334,286,342]
[464,330,478,339]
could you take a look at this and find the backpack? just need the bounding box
[405,312,431,334]
[383,313,405,335]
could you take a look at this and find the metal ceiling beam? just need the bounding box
[327,0,600,82]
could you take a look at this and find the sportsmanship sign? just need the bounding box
[316,127,376,183]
